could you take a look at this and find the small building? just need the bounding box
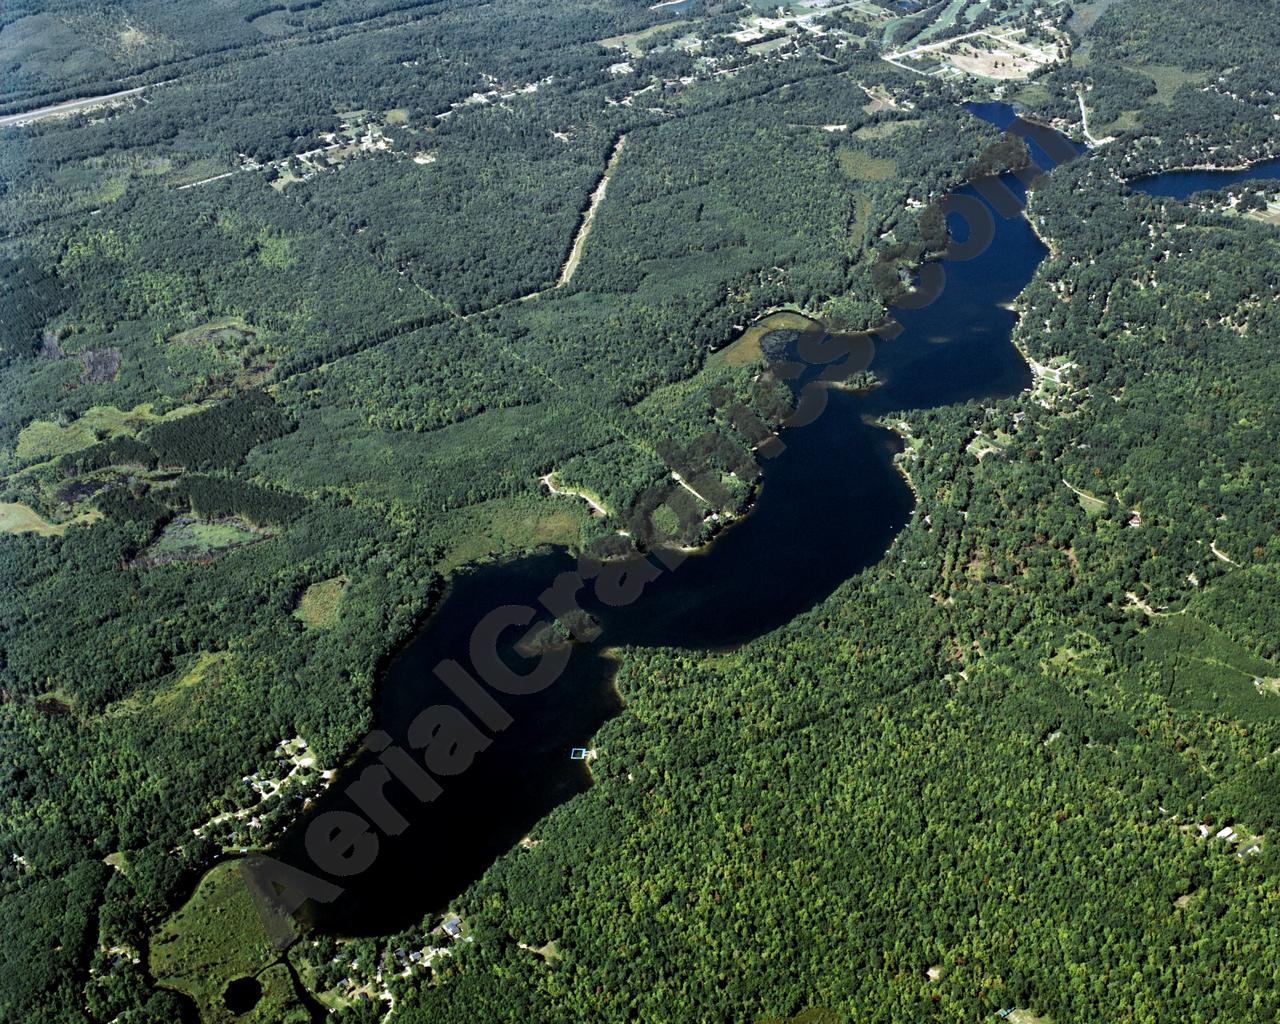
[443,915,463,939]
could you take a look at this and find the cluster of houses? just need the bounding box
[1196,821,1263,858]
[330,914,467,1006]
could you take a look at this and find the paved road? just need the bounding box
[0,86,148,128]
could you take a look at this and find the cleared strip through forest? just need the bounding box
[0,86,149,128]
[557,133,628,287]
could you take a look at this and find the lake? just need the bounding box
[263,104,1084,936]
[1129,156,1280,200]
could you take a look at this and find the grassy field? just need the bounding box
[748,37,790,56]
[159,652,228,707]
[104,651,232,721]
[1061,478,1108,516]
[598,20,687,57]
[852,119,920,141]
[14,402,198,463]
[163,157,238,189]
[1248,202,1280,228]
[437,494,591,572]
[1130,62,1206,103]
[169,317,258,348]
[150,861,282,1022]
[1065,0,1123,36]
[294,577,347,628]
[141,518,267,564]
[0,501,100,536]
[836,146,898,182]
[709,310,819,369]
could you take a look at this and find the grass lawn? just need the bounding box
[914,0,971,43]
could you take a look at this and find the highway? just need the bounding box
[0,85,149,128]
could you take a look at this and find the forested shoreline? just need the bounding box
[2,0,1279,1020]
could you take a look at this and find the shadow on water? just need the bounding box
[270,103,1081,937]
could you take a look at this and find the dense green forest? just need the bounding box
[392,118,1280,1024]
[2,0,1278,1020]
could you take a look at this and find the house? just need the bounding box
[443,915,463,939]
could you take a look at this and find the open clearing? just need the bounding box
[150,860,283,1022]
[1130,63,1207,103]
[170,317,258,348]
[836,146,898,181]
[133,518,269,567]
[15,402,198,464]
[861,85,899,114]
[557,135,628,287]
[598,20,687,57]
[1066,0,1123,35]
[438,493,590,572]
[886,28,1064,81]
[1005,1011,1053,1024]
[294,577,347,628]
[1247,201,1280,228]
[1061,478,1108,516]
[711,310,819,368]
[853,119,920,140]
[0,501,100,536]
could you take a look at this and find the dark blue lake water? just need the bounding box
[1129,157,1280,200]
[264,104,1091,936]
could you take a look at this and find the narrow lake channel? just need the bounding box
[250,102,1099,938]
